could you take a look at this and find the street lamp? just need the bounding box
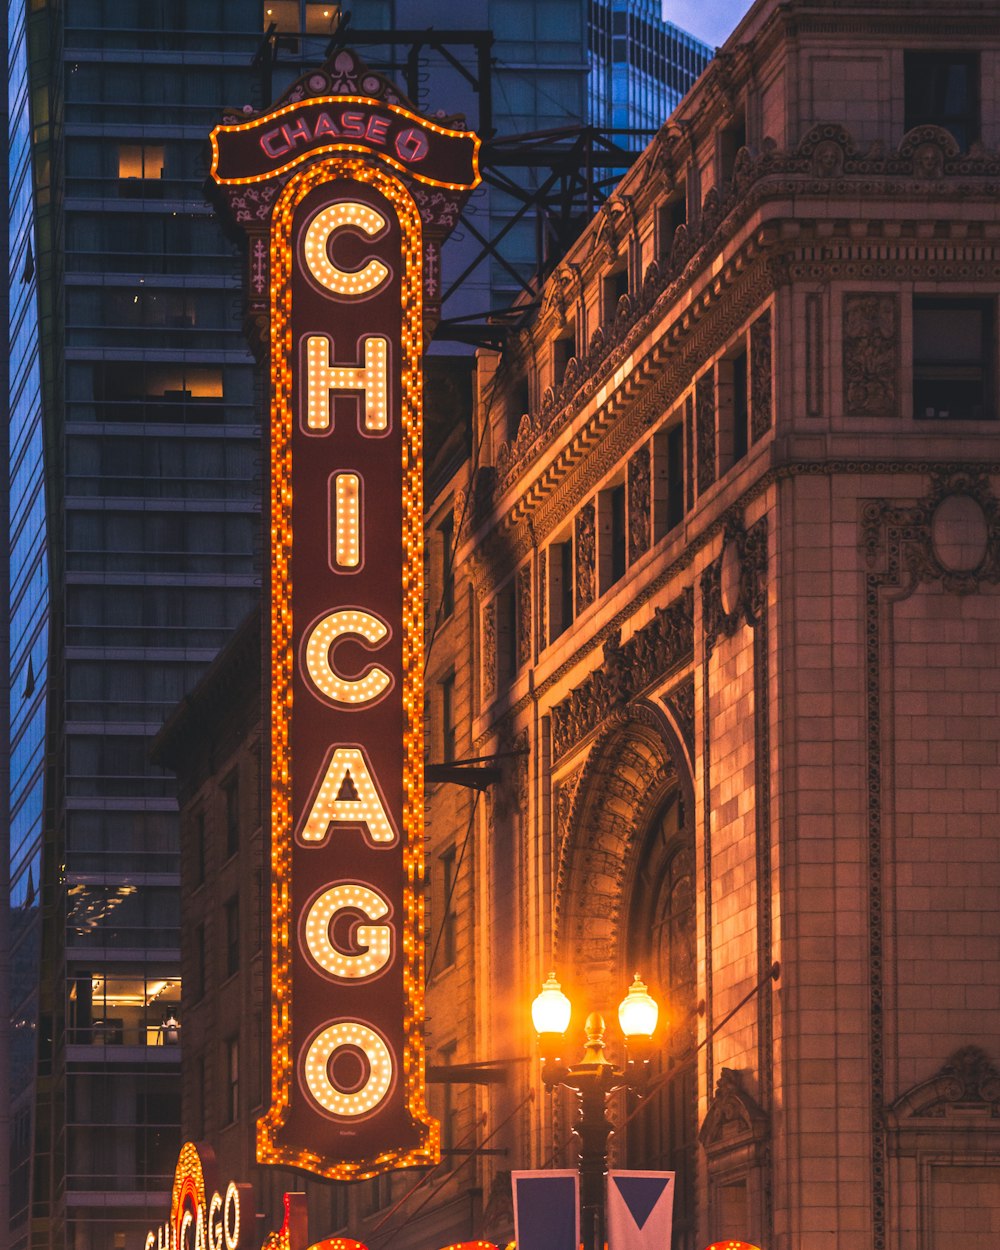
[531,972,660,1250]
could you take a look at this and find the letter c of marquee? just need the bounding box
[302,201,390,298]
[303,609,392,706]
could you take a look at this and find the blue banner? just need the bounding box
[511,1170,579,1250]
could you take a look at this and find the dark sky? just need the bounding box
[665,0,753,48]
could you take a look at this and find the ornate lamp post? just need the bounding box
[531,973,660,1250]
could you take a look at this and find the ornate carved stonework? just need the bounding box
[702,518,768,656]
[696,369,716,495]
[627,445,651,565]
[892,1047,1000,1123]
[843,292,899,418]
[750,308,772,441]
[862,469,1000,594]
[516,564,532,669]
[537,548,547,654]
[553,765,585,849]
[700,1068,770,1163]
[480,119,1000,501]
[481,600,497,703]
[575,503,596,613]
[661,674,695,754]
[550,588,694,760]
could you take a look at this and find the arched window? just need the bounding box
[625,790,697,1250]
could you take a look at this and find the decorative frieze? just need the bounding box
[481,599,497,703]
[750,308,772,441]
[627,445,651,565]
[661,674,695,754]
[516,564,532,669]
[843,292,899,418]
[575,503,596,614]
[550,587,694,761]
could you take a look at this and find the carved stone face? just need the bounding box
[914,142,944,179]
[812,140,844,178]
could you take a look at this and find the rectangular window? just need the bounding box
[732,348,749,463]
[719,112,746,185]
[553,328,575,386]
[497,582,518,682]
[440,848,457,969]
[441,672,456,763]
[118,143,164,180]
[223,770,239,859]
[659,184,686,261]
[506,374,530,443]
[193,922,206,1002]
[904,51,979,149]
[547,538,574,644]
[652,424,685,540]
[603,266,629,322]
[439,511,455,619]
[192,811,206,888]
[598,483,627,593]
[225,1036,239,1125]
[224,896,240,979]
[913,297,994,420]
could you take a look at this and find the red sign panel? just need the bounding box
[257,157,437,1179]
[211,97,480,190]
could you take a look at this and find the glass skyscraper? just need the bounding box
[590,0,712,145]
[5,4,263,1248]
[2,3,710,1248]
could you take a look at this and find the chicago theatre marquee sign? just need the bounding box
[209,52,480,1180]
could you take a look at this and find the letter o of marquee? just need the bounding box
[302,201,390,298]
[303,609,392,706]
[302,1022,394,1118]
[303,883,393,980]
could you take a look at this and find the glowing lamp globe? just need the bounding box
[618,974,659,1039]
[531,972,572,1036]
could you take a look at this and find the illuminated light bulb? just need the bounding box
[531,972,572,1035]
[303,883,393,980]
[298,747,397,845]
[305,335,389,432]
[303,609,391,706]
[301,1022,393,1117]
[333,471,362,569]
[302,201,389,296]
[618,973,658,1039]
[223,1184,241,1250]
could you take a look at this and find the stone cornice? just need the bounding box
[471,123,1000,545]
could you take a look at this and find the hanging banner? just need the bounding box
[606,1170,675,1250]
[511,1170,579,1250]
[209,51,479,1182]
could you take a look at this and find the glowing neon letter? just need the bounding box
[306,335,388,432]
[303,609,390,706]
[303,884,392,980]
[302,1022,393,1117]
[333,472,362,570]
[302,202,389,297]
[298,747,397,845]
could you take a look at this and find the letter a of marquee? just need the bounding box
[208,51,480,1181]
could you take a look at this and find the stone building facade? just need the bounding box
[159,1,1000,1248]
[422,1,1000,1247]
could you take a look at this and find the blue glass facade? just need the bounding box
[589,0,712,147]
[6,0,48,1236]
[6,3,263,1248]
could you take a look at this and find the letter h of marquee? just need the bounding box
[208,51,479,1181]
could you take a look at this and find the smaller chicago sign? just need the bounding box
[210,62,479,1181]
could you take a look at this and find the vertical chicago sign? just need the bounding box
[210,52,480,1178]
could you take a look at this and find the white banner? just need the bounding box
[607,1170,675,1250]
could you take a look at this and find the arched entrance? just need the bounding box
[554,700,697,1248]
